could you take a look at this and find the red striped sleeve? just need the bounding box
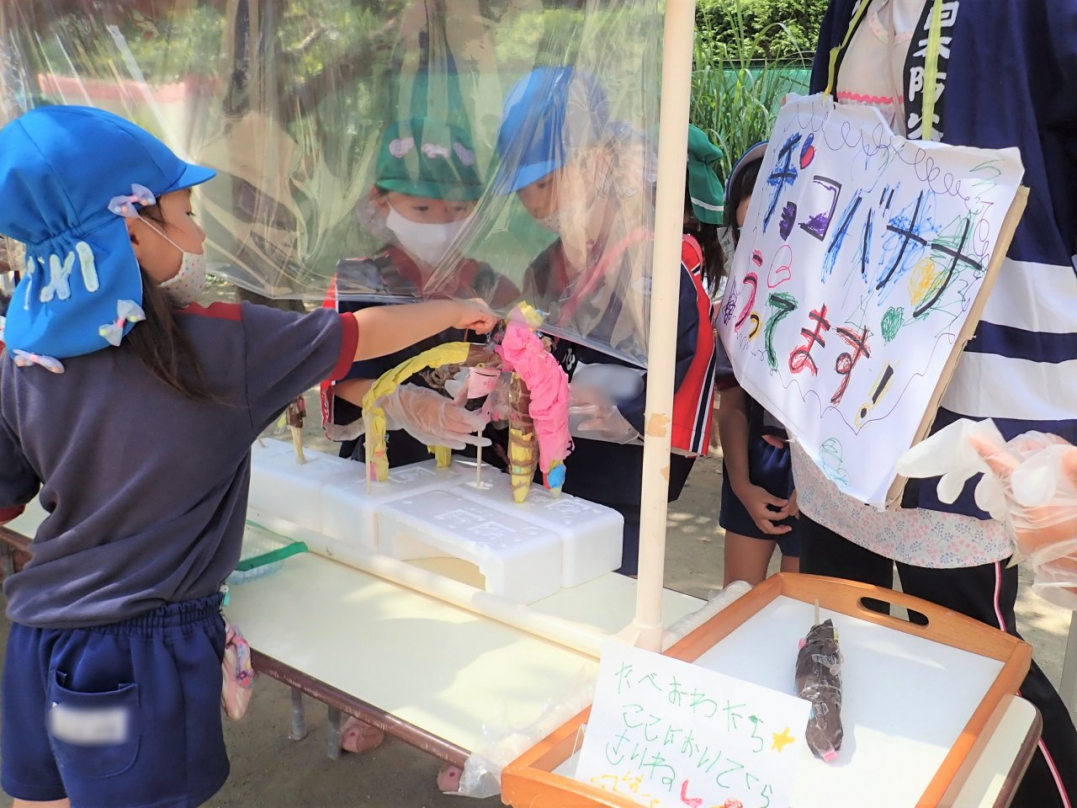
[327,312,359,382]
[0,504,26,524]
[176,302,243,321]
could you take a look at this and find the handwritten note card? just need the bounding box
[576,642,811,808]
[717,94,1025,507]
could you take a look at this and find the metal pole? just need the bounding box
[326,705,343,760]
[289,687,307,741]
[627,0,697,652]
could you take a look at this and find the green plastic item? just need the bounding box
[233,541,309,572]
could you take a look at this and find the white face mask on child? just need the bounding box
[386,206,467,268]
[145,222,208,308]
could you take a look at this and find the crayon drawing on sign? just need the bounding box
[717,94,1025,506]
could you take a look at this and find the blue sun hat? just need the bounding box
[0,106,216,365]
[491,67,609,194]
[724,141,769,230]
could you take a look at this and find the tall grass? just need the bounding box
[690,3,812,182]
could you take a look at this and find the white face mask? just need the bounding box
[536,210,561,233]
[145,221,207,308]
[386,205,467,268]
[159,250,208,308]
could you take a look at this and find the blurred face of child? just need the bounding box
[736,193,751,230]
[126,189,205,284]
[517,173,561,223]
[517,155,612,268]
[733,189,753,247]
[373,190,474,223]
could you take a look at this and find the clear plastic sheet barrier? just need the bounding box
[1,1,662,366]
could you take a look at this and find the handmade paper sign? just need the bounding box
[576,642,811,808]
[718,94,1027,507]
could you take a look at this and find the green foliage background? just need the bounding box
[696,0,829,61]
[690,0,825,182]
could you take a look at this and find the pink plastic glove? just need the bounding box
[381,384,492,450]
[566,382,641,444]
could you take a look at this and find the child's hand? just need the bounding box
[734,482,791,535]
[788,489,799,519]
[454,299,499,333]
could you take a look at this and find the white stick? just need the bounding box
[365,435,372,494]
[627,0,698,653]
[290,425,307,464]
[476,441,484,487]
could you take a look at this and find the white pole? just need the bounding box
[627,0,697,652]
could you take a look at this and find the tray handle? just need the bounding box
[778,573,1020,660]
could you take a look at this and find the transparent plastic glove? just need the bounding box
[566,382,641,444]
[380,384,491,450]
[968,430,1077,610]
[898,419,1077,609]
[896,419,1009,518]
[442,367,470,406]
[482,373,512,428]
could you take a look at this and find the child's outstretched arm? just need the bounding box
[349,299,497,361]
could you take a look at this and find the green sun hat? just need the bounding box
[375,117,484,201]
[686,125,725,225]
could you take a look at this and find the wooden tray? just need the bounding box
[501,573,1032,808]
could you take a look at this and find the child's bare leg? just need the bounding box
[723,532,777,586]
[780,553,800,574]
[13,800,70,808]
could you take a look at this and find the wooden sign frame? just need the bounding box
[501,573,1032,808]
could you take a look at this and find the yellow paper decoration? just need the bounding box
[362,342,485,482]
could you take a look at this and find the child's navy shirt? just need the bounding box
[526,241,702,507]
[0,302,357,628]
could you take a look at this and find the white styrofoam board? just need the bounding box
[455,476,623,588]
[320,459,471,550]
[378,489,563,604]
[248,441,354,533]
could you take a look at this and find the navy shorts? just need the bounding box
[719,435,800,557]
[2,594,229,808]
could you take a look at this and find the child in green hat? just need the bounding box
[321,117,517,472]
[684,124,727,293]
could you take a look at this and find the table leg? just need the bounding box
[289,687,307,741]
[327,706,343,761]
[1061,613,1077,718]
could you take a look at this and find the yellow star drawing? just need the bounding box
[772,727,796,752]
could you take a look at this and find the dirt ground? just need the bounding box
[1,393,1073,807]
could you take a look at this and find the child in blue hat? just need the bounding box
[491,69,720,576]
[714,142,801,587]
[322,116,518,469]
[0,106,496,808]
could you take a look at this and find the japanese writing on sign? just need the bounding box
[576,642,811,808]
[717,94,1024,507]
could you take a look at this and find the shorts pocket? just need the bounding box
[46,669,141,779]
